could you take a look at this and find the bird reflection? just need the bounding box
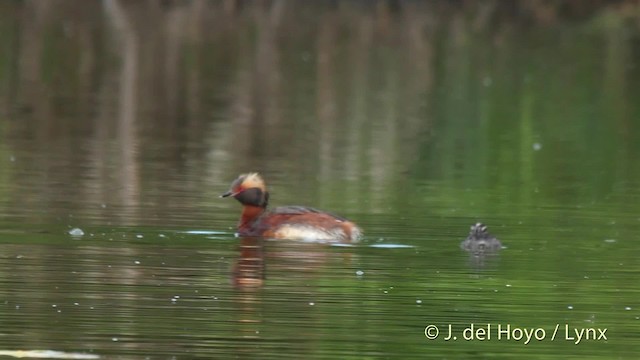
[232,237,265,289]
[231,235,357,290]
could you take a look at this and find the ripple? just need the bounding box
[0,350,99,359]
[369,243,414,249]
[181,230,229,235]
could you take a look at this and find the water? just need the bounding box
[0,1,639,359]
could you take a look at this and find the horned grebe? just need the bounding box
[221,173,362,242]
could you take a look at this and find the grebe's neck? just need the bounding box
[239,205,266,229]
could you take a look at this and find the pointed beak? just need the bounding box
[221,189,242,198]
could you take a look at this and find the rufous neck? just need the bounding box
[239,205,266,228]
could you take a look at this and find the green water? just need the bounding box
[0,1,639,359]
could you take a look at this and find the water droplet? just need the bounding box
[505,284,512,287]
[625,306,632,311]
[532,143,542,151]
[68,228,84,236]
[309,302,315,306]
[134,261,140,265]
[416,300,422,304]
[112,337,119,342]
[568,305,574,310]
[355,270,364,276]
[604,239,617,243]
[136,234,143,239]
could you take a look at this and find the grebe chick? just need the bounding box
[221,173,362,242]
[461,223,501,253]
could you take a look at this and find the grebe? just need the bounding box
[461,223,501,253]
[221,173,362,242]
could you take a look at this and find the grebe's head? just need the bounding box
[469,223,488,237]
[221,173,269,208]
[467,223,497,242]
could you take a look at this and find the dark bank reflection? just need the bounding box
[2,1,638,229]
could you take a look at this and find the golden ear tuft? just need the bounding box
[240,172,266,190]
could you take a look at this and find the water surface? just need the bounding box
[0,1,639,359]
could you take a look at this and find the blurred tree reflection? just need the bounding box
[0,0,638,224]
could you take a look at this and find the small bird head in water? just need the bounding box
[468,223,491,239]
[461,222,501,253]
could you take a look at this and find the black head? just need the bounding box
[221,173,269,208]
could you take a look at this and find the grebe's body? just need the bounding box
[222,173,361,242]
[461,223,501,253]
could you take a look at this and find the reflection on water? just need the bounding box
[0,1,639,358]
[1,0,639,228]
[233,237,265,289]
[1,226,638,358]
